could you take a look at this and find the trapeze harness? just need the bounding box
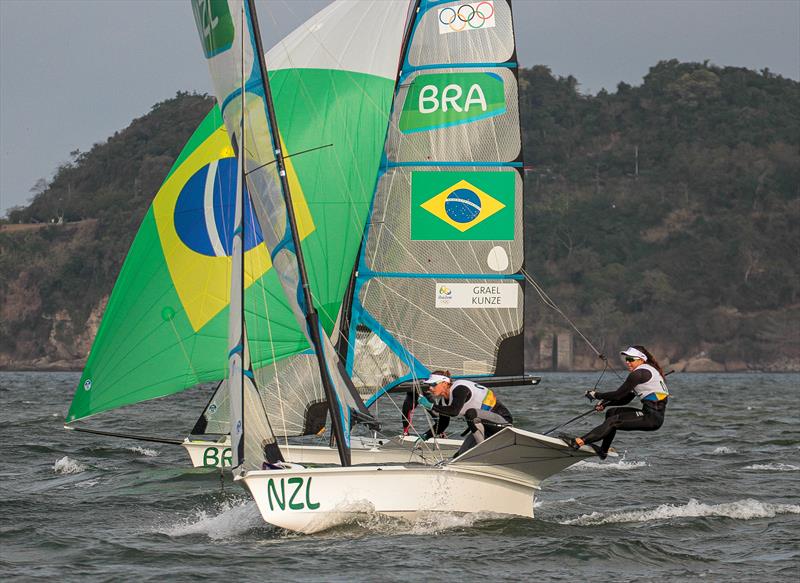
[581,364,668,454]
[430,380,513,455]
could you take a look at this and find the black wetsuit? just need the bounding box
[430,385,513,425]
[431,384,513,455]
[581,367,667,455]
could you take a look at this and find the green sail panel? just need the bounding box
[66,108,307,423]
[269,67,397,332]
[194,0,408,463]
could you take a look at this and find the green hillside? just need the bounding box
[1,62,798,370]
[519,61,799,369]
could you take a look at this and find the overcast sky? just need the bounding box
[1,0,798,216]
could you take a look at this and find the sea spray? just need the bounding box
[562,498,800,526]
[160,497,263,540]
[567,459,648,471]
[127,446,159,457]
[744,463,799,472]
[53,456,87,474]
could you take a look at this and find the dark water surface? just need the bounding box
[1,371,798,582]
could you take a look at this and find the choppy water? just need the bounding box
[1,371,798,582]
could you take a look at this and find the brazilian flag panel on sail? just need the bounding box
[410,171,515,241]
[66,107,306,423]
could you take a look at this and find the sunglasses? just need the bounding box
[624,356,639,362]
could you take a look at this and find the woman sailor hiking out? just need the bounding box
[561,346,668,459]
[420,370,513,457]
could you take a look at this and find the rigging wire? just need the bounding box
[521,266,624,381]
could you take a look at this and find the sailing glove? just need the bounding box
[418,396,434,410]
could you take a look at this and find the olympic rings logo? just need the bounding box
[438,1,495,32]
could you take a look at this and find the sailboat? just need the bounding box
[63,1,469,465]
[190,0,596,533]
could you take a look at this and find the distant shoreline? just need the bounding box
[2,364,798,375]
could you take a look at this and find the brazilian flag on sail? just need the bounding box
[410,171,515,241]
[66,108,306,423]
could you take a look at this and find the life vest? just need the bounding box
[446,380,497,416]
[633,363,669,401]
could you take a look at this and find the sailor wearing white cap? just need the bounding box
[561,345,669,459]
[421,370,513,456]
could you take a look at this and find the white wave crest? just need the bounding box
[567,459,647,471]
[711,446,736,455]
[562,498,800,526]
[128,446,159,457]
[53,456,87,474]
[744,463,799,472]
[405,511,507,535]
[535,497,576,509]
[307,500,509,535]
[160,498,263,540]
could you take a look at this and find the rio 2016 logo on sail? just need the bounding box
[399,72,506,134]
[437,2,497,35]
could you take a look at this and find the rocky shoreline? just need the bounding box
[2,356,798,374]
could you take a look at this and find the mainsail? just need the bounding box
[191,0,409,467]
[345,0,525,403]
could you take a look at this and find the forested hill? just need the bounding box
[519,61,799,371]
[1,62,798,371]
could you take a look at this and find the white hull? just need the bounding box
[239,428,596,533]
[239,464,535,534]
[182,435,462,468]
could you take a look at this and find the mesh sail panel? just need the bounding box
[197,353,327,439]
[199,383,231,435]
[243,375,279,470]
[407,1,515,66]
[358,277,522,377]
[350,329,411,401]
[364,166,523,275]
[388,67,520,162]
[253,354,326,438]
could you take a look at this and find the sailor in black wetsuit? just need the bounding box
[563,346,668,459]
[422,370,513,456]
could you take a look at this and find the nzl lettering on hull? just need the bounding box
[266,477,320,511]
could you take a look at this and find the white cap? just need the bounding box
[422,373,450,385]
[620,347,648,361]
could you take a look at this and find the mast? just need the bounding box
[227,1,247,470]
[245,0,351,466]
